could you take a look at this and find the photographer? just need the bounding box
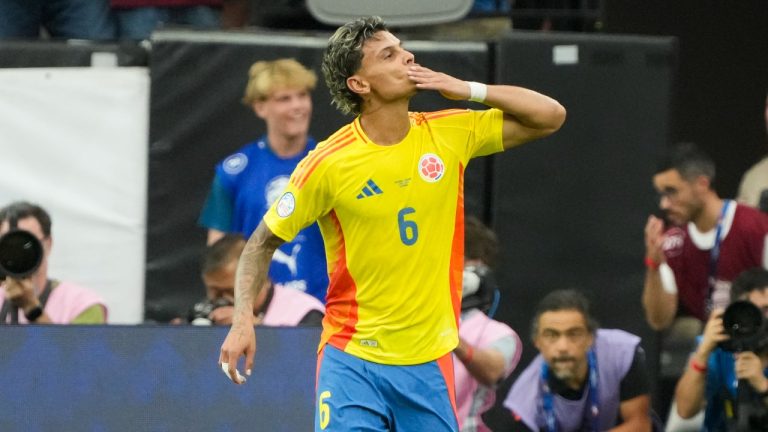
[675,267,768,430]
[187,234,323,326]
[0,201,107,324]
[453,216,522,431]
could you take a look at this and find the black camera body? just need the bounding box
[0,229,43,280]
[461,265,498,315]
[718,301,768,432]
[188,297,234,325]
[719,300,768,353]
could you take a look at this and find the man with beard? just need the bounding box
[642,142,768,330]
[504,289,652,431]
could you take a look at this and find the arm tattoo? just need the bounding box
[233,222,285,323]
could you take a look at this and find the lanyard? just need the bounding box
[540,349,600,432]
[705,200,731,315]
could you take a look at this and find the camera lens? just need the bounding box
[723,301,762,335]
[0,230,43,278]
[188,298,234,325]
[721,301,766,352]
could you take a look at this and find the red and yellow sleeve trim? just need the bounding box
[292,128,354,189]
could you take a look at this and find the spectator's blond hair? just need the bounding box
[242,58,317,105]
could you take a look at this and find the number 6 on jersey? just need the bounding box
[397,207,419,246]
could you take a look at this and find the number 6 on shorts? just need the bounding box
[318,390,332,430]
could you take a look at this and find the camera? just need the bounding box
[461,265,499,315]
[188,297,234,325]
[719,300,768,353]
[718,301,768,431]
[0,229,43,280]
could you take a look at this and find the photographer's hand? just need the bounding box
[209,305,235,325]
[696,308,729,359]
[734,351,768,394]
[209,305,263,326]
[675,308,729,418]
[5,277,37,308]
[4,278,50,323]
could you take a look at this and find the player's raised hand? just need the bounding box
[407,65,472,101]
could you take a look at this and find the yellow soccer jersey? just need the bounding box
[264,108,504,365]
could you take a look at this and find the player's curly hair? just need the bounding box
[321,16,388,116]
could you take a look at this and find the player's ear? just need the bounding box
[346,75,369,96]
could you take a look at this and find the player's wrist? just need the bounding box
[466,81,487,103]
[232,307,255,327]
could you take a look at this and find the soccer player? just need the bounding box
[218,16,566,431]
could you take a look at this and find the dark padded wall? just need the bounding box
[603,0,768,198]
[146,30,489,321]
[0,40,147,67]
[484,32,676,429]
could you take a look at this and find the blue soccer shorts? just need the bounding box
[314,344,459,431]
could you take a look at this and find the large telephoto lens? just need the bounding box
[0,229,43,279]
[720,300,765,352]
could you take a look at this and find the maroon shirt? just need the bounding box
[663,202,768,321]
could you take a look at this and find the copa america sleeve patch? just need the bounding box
[276,192,296,217]
[222,152,248,175]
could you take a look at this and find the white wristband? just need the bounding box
[467,81,487,103]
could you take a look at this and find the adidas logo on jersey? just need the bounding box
[356,179,383,199]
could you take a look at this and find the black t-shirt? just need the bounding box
[509,346,649,431]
